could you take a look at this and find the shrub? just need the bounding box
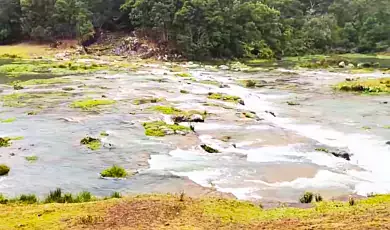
[299,192,313,203]
[0,138,11,147]
[0,194,8,204]
[100,165,127,178]
[0,164,10,176]
[44,188,63,203]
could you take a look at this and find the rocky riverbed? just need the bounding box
[0,59,389,203]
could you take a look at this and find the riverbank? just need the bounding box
[1,193,390,229]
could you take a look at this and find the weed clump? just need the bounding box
[299,192,313,203]
[315,194,323,202]
[0,138,11,147]
[111,191,122,198]
[16,194,38,204]
[0,164,10,176]
[100,165,127,178]
[44,188,95,203]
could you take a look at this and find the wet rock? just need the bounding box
[9,153,15,156]
[101,95,107,98]
[338,61,346,68]
[200,144,219,153]
[219,84,230,88]
[380,101,388,104]
[265,111,276,117]
[345,78,355,81]
[357,62,372,68]
[219,65,229,70]
[347,63,355,68]
[171,114,205,123]
[176,130,187,136]
[386,141,390,145]
[189,114,204,122]
[238,99,245,105]
[331,151,351,161]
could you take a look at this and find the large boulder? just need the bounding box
[338,61,346,68]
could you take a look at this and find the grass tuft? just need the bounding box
[25,156,38,162]
[71,99,115,110]
[80,137,101,150]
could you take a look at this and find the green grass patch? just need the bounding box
[0,137,11,147]
[25,156,38,162]
[80,137,101,150]
[335,77,390,94]
[100,165,127,178]
[207,93,242,103]
[15,78,71,86]
[71,99,115,110]
[197,80,220,86]
[0,164,10,176]
[1,92,70,107]
[142,121,191,137]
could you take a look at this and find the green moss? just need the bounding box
[150,106,183,115]
[0,137,11,147]
[80,137,101,150]
[25,156,38,162]
[100,165,127,178]
[133,98,162,105]
[335,77,390,94]
[383,125,390,129]
[100,131,109,137]
[16,78,71,86]
[1,92,70,108]
[180,89,189,94]
[71,99,115,110]
[175,72,192,78]
[315,148,329,153]
[207,93,242,103]
[0,117,16,123]
[62,87,75,91]
[27,111,38,115]
[287,101,300,106]
[362,126,371,130]
[142,121,191,137]
[0,164,10,176]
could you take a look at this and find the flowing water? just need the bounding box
[0,62,389,202]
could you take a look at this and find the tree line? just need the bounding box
[1,0,389,59]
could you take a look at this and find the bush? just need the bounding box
[0,194,8,204]
[0,164,10,176]
[100,165,127,178]
[299,192,314,203]
[44,188,63,203]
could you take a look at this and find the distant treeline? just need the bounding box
[1,0,389,59]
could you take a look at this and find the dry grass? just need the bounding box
[2,194,389,230]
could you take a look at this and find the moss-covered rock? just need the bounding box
[207,93,242,103]
[71,99,115,110]
[201,144,219,153]
[0,138,11,147]
[143,121,191,137]
[80,137,101,150]
[335,77,390,94]
[0,164,10,176]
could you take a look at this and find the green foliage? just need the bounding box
[300,192,314,204]
[335,78,390,94]
[16,194,38,204]
[100,165,127,178]
[315,194,323,202]
[0,164,10,176]
[0,138,11,147]
[0,117,16,123]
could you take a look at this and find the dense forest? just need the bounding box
[0,0,389,59]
